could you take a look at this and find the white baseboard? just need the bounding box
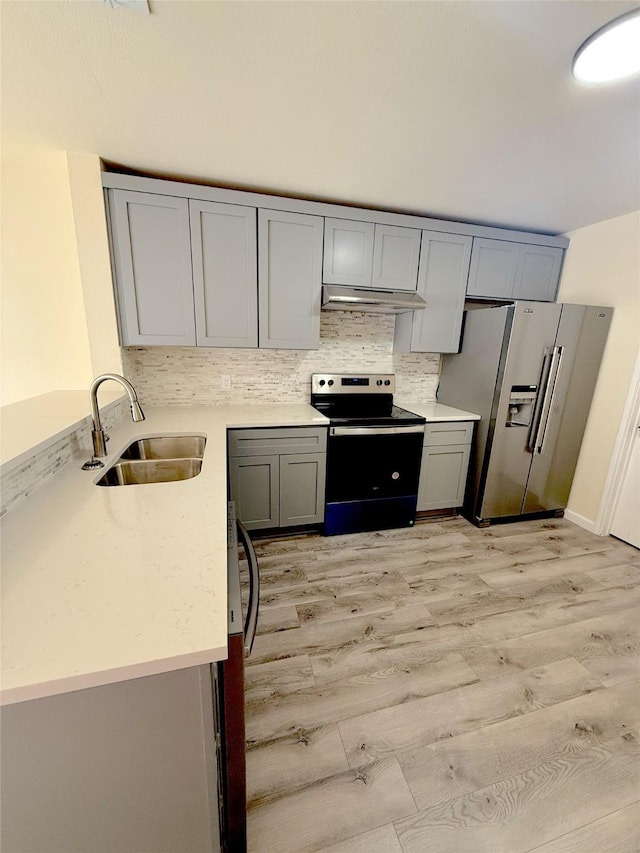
[564,509,600,534]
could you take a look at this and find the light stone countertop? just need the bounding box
[0,403,328,706]
[396,400,481,421]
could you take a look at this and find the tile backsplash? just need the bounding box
[122,312,441,405]
[1,400,128,518]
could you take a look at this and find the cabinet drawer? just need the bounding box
[424,421,474,447]
[228,427,327,457]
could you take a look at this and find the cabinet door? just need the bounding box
[513,245,563,302]
[417,443,470,511]
[229,455,279,530]
[323,218,375,287]
[258,210,323,349]
[190,200,258,347]
[466,238,519,299]
[109,190,196,346]
[371,224,421,292]
[395,232,472,354]
[279,453,326,527]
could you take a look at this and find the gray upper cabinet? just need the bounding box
[323,218,421,291]
[109,190,196,346]
[371,224,422,291]
[258,209,323,350]
[467,238,563,302]
[513,244,564,302]
[323,218,374,287]
[394,231,472,354]
[189,200,258,348]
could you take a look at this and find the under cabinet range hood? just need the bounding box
[321,285,427,314]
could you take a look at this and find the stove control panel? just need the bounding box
[311,374,396,395]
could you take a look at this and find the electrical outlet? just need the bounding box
[221,375,232,390]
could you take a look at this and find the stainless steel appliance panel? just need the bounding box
[437,304,513,519]
[439,300,612,526]
[523,304,612,513]
[480,302,562,519]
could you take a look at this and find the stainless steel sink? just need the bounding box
[96,458,203,487]
[118,436,206,460]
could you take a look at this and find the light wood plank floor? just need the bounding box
[242,517,640,853]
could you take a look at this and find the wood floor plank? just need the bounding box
[244,654,315,704]
[247,758,417,853]
[393,733,640,853]
[406,571,493,601]
[338,657,602,769]
[310,632,474,686]
[296,588,415,626]
[478,549,631,589]
[246,652,478,743]
[316,822,403,853]
[462,606,640,683]
[427,581,640,628]
[397,678,640,810]
[399,545,559,583]
[525,802,640,853]
[246,723,349,803]
[255,604,300,635]
[249,603,435,666]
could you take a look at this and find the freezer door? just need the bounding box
[479,302,562,520]
[523,304,612,513]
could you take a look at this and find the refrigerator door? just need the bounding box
[523,304,612,513]
[479,302,562,520]
[438,304,514,519]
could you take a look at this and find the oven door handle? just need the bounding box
[330,425,425,436]
[237,519,260,657]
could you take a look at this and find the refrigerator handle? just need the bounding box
[529,350,553,453]
[537,346,565,454]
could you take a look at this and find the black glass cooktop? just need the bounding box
[312,396,425,428]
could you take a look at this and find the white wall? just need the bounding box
[67,152,122,378]
[0,144,93,405]
[558,210,640,527]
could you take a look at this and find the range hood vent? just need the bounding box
[321,285,426,314]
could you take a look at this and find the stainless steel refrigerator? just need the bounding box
[438,301,612,526]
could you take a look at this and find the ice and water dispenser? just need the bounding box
[506,385,537,427]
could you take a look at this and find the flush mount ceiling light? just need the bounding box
[572,8,640,83]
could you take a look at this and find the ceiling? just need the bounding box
[2,0,639,235]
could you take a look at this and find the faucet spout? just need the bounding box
[88,373,145,459]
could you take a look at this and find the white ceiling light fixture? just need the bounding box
[572,8,640,84]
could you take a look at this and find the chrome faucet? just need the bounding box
[82,374,145,469]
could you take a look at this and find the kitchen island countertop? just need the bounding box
[0,403,328,706]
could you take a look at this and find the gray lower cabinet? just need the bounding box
[228,427,327,530]
[108,190,197,346]
[418,421,474,511]
[1,667,220,853]
[258,209,323,349]
[467,238,563,302]
[394,231,472,354]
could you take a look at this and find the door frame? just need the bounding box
[595,349,640,536]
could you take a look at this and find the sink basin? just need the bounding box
[119,435,206,460]
[96,458,203,487]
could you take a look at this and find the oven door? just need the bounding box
[325,424,424,534]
